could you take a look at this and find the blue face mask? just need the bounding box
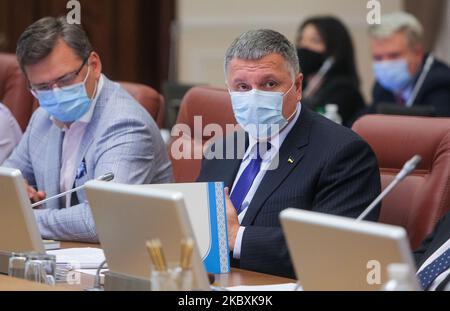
[230,83,296,140]
[33,66,95,123]
[373,59,413,93]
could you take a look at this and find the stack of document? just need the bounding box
[48,248,106,270]
[227,283,302,291]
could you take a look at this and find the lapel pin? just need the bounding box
[288,157,295,164]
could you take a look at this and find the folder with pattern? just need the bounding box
[139,182,230,274]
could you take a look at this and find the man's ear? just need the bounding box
[412,43,424,57]
[89,52,102,79]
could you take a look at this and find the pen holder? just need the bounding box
[150,265,193,291]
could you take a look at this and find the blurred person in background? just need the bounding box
[0,102,22,164]
[368,12,450,117]
[296,16,365,127]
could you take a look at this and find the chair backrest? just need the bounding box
[119,82,165,128]
[0,53,35,131]
[169,86,237,182]
[352,115,450,249]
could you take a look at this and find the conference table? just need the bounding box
[0,242,295,291]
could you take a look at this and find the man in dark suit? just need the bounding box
[415,212,450,291]
[369,12,450,117]
[197,29,381,278]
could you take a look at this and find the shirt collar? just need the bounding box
[244,102,302,161]
[51,74,105,130]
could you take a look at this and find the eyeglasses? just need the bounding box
[29,56,90,93]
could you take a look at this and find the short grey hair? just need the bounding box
[369,12,423,46]
[224,29,300,77]
[16,16,93,71]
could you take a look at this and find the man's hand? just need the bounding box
[224,187,240,250]
[24,180,46,205]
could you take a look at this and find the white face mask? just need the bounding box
[229,83,296,140]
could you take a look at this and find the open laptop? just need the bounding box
[0,167,45,255]
[280,208,421,291]
[0,167,63,274]
[85,180,211,290]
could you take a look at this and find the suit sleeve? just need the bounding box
[240,226,294,278]
[34,115,163,242]
[0,113,18,164]
[3,112,37,186]
[312,139,381,220]
[239,138,381,278]
[423,88,450,117]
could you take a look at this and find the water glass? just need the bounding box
[24,253,56,286]
[8,253,28,279]
[151,265,194,291]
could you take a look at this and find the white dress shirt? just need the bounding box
[417,237,450,291]
[0,103,22,164]
[52,75,104,208]
[231,103,302,259]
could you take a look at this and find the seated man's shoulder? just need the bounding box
[26,107,54,131]
[0,103,9,121]
[427,58,450,86]
[99,78,157,127]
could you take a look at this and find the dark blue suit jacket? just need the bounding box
[197,107,381,278]
[372,55,450,117]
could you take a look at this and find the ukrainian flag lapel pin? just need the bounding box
[288,157,295,164]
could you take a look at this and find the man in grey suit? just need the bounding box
[3,17,172,242]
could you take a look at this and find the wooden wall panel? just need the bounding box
[0,0,174,91]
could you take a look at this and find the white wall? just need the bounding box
[177,0,403,102]
[435,0,450,64]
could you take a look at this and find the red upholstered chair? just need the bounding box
[0,53,35,131]
[169,86,237,182]
[352,115,450,249]
[119,82,165,129]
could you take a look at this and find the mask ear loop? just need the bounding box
[283,81,296,97]
[83,65,91,83]
[282,81,300,123]
[266,84,299,142]
[90,78,99,100]
[84,65,99,100]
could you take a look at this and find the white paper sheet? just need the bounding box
[226,283,302,291]
[48,248,106,269]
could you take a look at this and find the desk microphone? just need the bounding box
[357,155,422,221]
[30,172,114,208]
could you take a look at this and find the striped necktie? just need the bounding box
[417,248,450,290]
[230,143,269,214]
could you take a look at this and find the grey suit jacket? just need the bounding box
[4,76,173,242]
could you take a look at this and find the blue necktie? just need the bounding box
[230,144,266,214]
[417,248,450,290]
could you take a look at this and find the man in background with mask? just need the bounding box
[369,12,450,116]
[3,17,172,242]
[197,29,381,278]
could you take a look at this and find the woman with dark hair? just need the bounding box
[296,16,365,126]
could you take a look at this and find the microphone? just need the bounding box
[357,155,422,221]
[30,173,114,208]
